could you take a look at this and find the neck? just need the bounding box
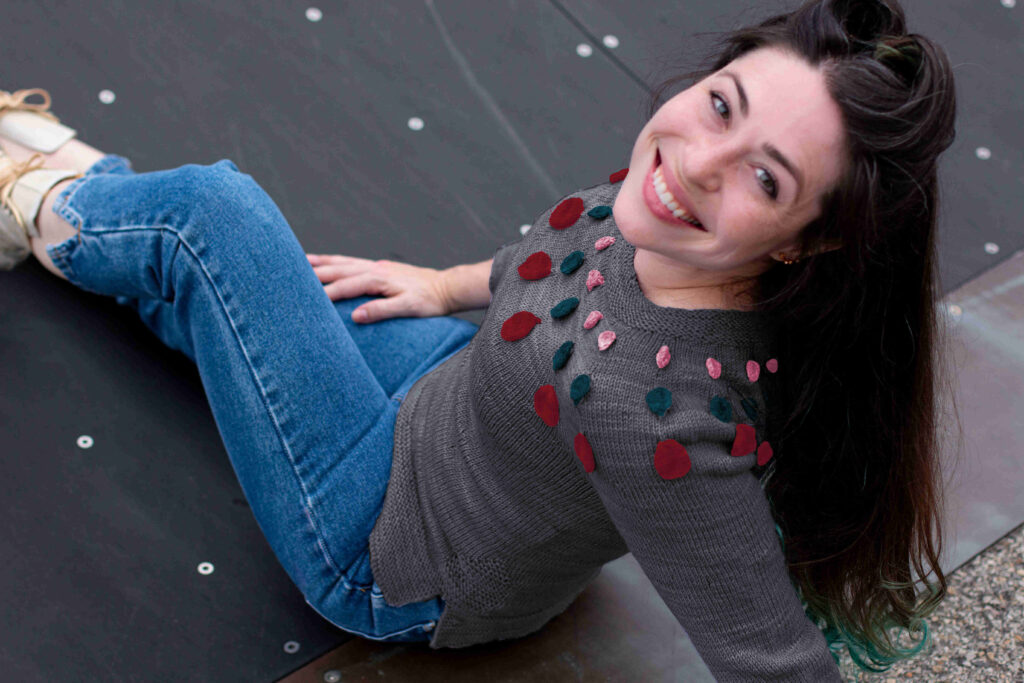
[632,248,760,312]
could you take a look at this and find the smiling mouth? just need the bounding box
[646,150,706,231]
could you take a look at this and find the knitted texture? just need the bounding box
[368,178,842,681]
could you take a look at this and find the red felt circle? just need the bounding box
[518,251,552,280]
[574,433,596,473]
[534,385,559,427]
[653,439,691,480]
[549,197,585,229]
[757,440,774,466]
[731,423,757,457]
[609,168,628,183]
[501,311,542,341]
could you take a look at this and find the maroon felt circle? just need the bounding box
[534,385,559,427]
[549,197,585,229]
[653,439,691,480]
[731,423,757,457]
[518,251,552,280]
[574,433,596,473]
[501,311,542,341]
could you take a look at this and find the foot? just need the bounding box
[0,133,102,174]
[0,151,82,272]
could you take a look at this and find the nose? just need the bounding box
[680,135,737,193]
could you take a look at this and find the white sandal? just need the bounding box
[0,88,78,153]
[0,151,83,270]
[0,88,83,270]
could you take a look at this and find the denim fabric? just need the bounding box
[45,155,478,643]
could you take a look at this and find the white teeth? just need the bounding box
[653,166,701,226]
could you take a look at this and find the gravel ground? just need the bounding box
[835,521,1024,682]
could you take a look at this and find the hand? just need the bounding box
[305,253,452,323]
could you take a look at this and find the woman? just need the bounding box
[0,0,958,679]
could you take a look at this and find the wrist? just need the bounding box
[440,259,493,313]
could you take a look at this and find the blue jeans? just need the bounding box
[45,154,478,643]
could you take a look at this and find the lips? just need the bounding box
[646,150,707,231]
[655,150,704,228]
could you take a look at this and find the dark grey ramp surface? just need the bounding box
[1,1,1020,682]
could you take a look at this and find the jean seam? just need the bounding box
[172,227,347,579]
[304,596,434,641]
[62,219,347,580]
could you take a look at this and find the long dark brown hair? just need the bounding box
[644,0,962,672]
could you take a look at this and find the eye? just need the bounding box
[756,168,779,200]
[710,91,780,201]
[710,91,730,120]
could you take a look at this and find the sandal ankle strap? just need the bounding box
[0,88,61,124]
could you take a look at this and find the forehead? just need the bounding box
[713,46,847,197]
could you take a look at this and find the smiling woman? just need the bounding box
[0,0,959,679]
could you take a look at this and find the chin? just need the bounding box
[612,181,652,249]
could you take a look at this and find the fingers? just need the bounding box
[322,270,381,302]
[305,252,376,267]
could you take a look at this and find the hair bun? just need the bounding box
[840,0,907,43]
[874,34,923,84]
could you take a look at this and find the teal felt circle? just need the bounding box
[710,396,732,422]
[646,387,672,417]
[741,397,759,421]
[550,297,580,319]
[588,205,612,219]
[560,251,584,275]
[571,374,591,405]
[553,340,574,371]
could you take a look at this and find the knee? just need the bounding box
[180,159,253,209]
[177,160,281,230]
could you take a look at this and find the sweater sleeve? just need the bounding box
[584,435,842,682]
[488,237,522,298]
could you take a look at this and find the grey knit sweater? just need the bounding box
[368,175,841,681]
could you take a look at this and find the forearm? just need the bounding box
[440,258,494,313]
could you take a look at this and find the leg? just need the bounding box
[1,132,480,392]
[42,159,444,640]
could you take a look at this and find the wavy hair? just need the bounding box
[644,0,962,673]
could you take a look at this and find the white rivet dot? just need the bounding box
[602,35,619,49]
[407,117,424,131]
[283,640,301,654]
[306,7,322,21]
[1002,0,1015,8]
[77,435,93,449]
[197,562,214,575]
[576,43,593,58]
[948,304,962,317]
[976,147,991,160]
[519,223,532,236]
[323,672,342,683]
[985,242,1000,254]
[98,90,116,104]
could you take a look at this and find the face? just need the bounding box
[613,46,847,304]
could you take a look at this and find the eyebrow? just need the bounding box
[722,69,805,201]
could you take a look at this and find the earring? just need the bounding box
[776,252,797,265]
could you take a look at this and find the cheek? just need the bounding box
[715,202,781,252]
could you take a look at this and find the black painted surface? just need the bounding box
[0,1,1017,681]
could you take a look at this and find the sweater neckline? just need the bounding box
[602,222,775,346]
